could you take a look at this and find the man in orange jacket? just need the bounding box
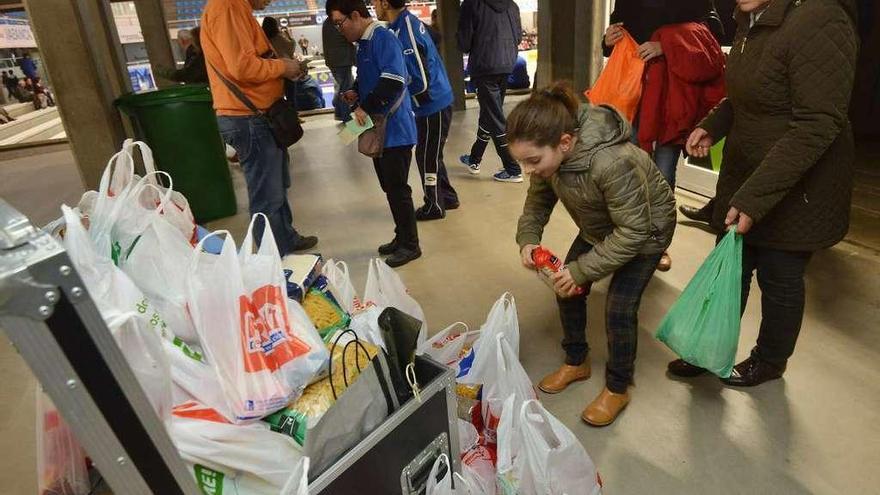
[202,0,318,254]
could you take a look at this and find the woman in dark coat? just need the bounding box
[671,0,859,387]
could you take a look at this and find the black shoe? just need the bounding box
[679,204,713,223]
[445,201,460,210]
[292,235,318,252]
[667,359,709,378]
[415,205,445,221]
[385,247,422,267]
[378,239,399,256]
[720,357,785,387]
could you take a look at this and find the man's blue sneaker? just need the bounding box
[493,170,523,183]
[460,154,481,175]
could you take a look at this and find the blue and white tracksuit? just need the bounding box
[355,22,419,248]
[389,10,459,213]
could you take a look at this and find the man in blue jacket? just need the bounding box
[19,53,39,81]
[457,0,522,183]
[328,0,422,267]
[375,0,460,221]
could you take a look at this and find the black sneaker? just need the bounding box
[378,239,399,256]
[292,235,318,252]
[667,359,708,377]
[415,205,445,221]
[385,247,422,267]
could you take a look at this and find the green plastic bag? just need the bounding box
[656,229,743,377]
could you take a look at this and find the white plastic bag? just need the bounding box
[62,206,173,423]
[458,418,479,455]
[163,338,234,421]
[187,230,292,421]
[283,456,310,495]
[417,322,479,366]
[363,258,427,344]
[188,218,324,422]
[36,390,90,495]
[458,293,519,385]
[481,334,537,445]
[88,149,138,259]
[496,394,523,495]
[121,190,198,342]
[517,400,602,495]
[284,297,331,390]
[460,444,497,495]
[240,214,328,394]
[425,454,479,495]
[322,259,360,313]
[122,222,196,342]
[348,305,388,352]
[111,171,174,263]
[122,139,196,244]
[171,402,306,494]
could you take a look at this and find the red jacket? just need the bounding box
[637,22,726,152]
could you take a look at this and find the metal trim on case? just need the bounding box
[0,199,200,495]
[400,432,449,494]
[310,358,458,494]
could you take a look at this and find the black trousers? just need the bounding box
[735,239,813,370]
[557,237,662,393]
[416,106,459,212]
[468,74,521,175]
[373,146,419,249]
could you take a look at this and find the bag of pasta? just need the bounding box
[264,329,398,477]
[263,330,379,445]
[301,275,351,341]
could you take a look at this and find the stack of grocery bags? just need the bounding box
[40,141,427,495]
[419,293,603,495]
[41,140,602,495]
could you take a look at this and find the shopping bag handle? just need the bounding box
[240,212,280,259]
[328,328,370,400]
[130,170,175,213]
[519,400,560,452]
[99,149,136,197]
[122,139,158,176]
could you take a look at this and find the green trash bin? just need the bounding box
[116,84,236,223]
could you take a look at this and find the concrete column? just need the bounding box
[537,0,606,91]
[436,0,466,111]
[134,0,176,88]
[25,0,130,190]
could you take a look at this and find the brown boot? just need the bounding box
[537,360,591,394]
[581,387,630,427]
[657,252,672,272]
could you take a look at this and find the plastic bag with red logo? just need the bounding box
[363,258,427,345]
[240,215,328,394]
[121,139,197,245]
[417,322,480,368]
[187,215,320,422]
[461,443,497,495]
[36,390,91,495]
[170,401,308,494]
[479,334,536,446]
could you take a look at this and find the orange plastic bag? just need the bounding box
[585,31,645,122]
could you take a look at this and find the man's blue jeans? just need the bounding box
[217,115,301,255]
[330,66,354,122]
[653,144,683,189]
